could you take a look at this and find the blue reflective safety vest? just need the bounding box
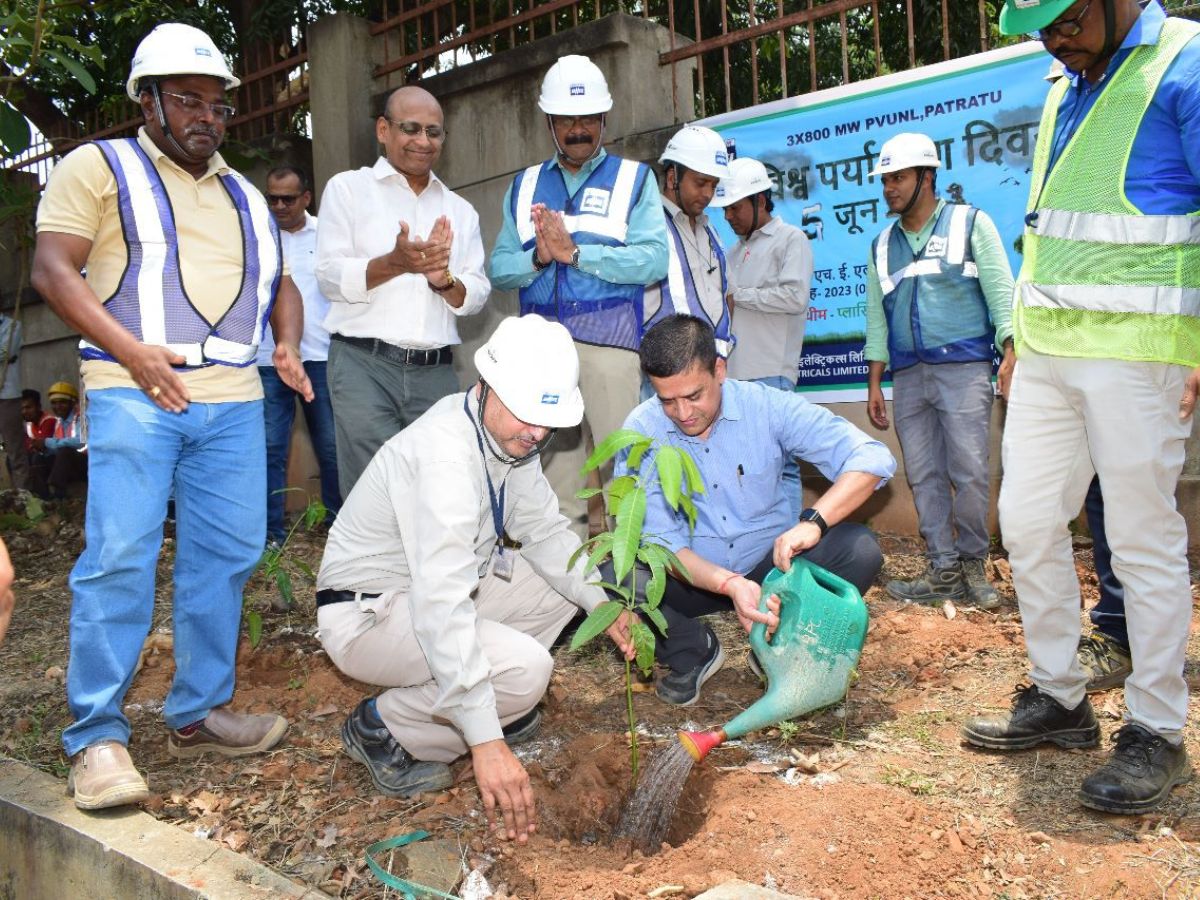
[872,203,991,372]
[85,138,281,369]
[512,154,651,351]
[645,211,734,357]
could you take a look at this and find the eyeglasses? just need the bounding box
[160,90,237,122]
[265,193,302,206]
[551,114,603,128]
[384,118,445,140]
[1029,0,1092,41]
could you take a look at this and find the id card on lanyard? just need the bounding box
[465,394,515,581]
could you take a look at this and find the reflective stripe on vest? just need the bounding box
[647,213,734,357]
[512,155,650,351]
[83,139,281,368]
[1016,18,1200,365]
[514,159,641,246]
[873,203,991,371]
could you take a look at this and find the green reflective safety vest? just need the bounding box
[1015,18,1200,368]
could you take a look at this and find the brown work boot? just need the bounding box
[68,741,150,810]
[1078,631,1133,693]
[167,706,288,759]
[960,558,1001,610]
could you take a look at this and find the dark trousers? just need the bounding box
[617,523,883,673]
[48,447,87,498]
[1084,475,1128,648]
[259,362,342,541]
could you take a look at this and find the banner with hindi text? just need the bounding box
[700,41,1052,401]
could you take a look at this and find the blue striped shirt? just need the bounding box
[1049,2,1200,214]
[618,378,896,572]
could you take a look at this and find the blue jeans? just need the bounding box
[751,375,802,521]
[1084,475,1128,648]
[63,389,266,756]
[259,362,341,541]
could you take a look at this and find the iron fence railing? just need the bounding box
[13,1,1198,187]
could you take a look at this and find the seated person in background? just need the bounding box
[45,381,86,499]
[21,389,56,497]
[615,314,896,706]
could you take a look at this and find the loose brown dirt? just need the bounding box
[1,502,1198,899]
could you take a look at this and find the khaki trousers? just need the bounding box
[999,350,1193,740]
[317,554,578,762]
[541,342,642,534]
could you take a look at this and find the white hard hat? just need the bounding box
[869,133,941,177]
[711,157,773,207]
[660,125,731,180]
[474,315,585,428]
[126,23,240,102]
[538,55,613,116]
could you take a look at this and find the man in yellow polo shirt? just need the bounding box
[31,23,312,811]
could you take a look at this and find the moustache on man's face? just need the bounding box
[564,134,594,146]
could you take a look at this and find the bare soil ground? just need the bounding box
[1,500,1198,899]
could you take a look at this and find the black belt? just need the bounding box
[316,588,381,608]
[332,333,452,366]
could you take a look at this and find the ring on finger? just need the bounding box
[149,386,162,398]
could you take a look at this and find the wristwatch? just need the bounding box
[430,271,457,293]
[568,246,581,268]
[798,507,829,538]
[532,249,548,271]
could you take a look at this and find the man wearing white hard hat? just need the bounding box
[315,315,635,842]
[643,125,735,357]
[863,132,1014,611]
[490,54,668,533]
[32,23,312,810]
[711,155,814,519]
[963,0,1200,817]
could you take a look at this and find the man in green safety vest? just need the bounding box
[963,0,1200,815]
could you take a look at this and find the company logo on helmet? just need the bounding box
[715,152,728,166]
[569,84,586,96]
[880,154,892,166]
[540,393,560,405]
[195,46,212,57]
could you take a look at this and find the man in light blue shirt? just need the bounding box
[618,314,896,706]
[489,55,668,531]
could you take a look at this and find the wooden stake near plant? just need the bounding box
[567,428,704,783]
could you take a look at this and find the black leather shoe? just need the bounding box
[340,699,453,798]
[962,684,1100,750]
[656,626,725,707]
[1079,723,1192,814]
[502,707,542,746]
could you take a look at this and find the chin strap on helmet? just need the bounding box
[147,81,202,164]
[548,113,605,167]
[475,381,556,466]
[897,167,929,218]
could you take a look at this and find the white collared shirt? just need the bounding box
[317,390,604,746]
[315,157,489,348]
[258,211,333,365]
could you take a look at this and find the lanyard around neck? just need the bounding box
[463,393,506,543]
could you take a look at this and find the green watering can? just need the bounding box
[679,556,868,761]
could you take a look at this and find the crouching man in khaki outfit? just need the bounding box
[316,315,634,843]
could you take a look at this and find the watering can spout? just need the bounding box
[678,728,726,762]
